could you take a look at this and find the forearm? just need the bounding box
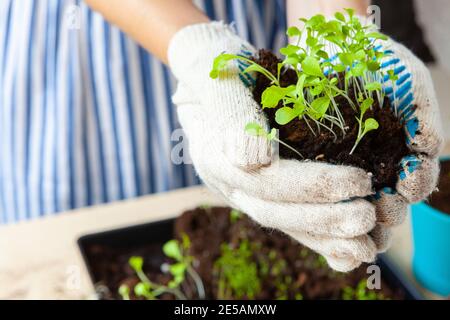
[84,0,209,64]
[287,0,369,28]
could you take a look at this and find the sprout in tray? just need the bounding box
[113,206,400,300]
[119,234,205,300]
[214,240,261,299]
[210,8,391,155]
[342,279,386,300]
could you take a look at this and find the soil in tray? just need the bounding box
[84,207,405,300]
[252,49,412,190]
[428,160,450,215]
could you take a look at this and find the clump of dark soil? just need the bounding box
[253,49,412,189]
[84,242,175,300]
[428,160,450,215]
[85,206,405,300]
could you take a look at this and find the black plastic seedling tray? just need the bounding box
[78,218,423,300]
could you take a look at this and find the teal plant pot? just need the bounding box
[411,158,450,297]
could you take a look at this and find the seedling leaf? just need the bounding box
[261,86,286,108]
[242,63,268,76]
[310,97,330,120]
[119,284,130,300]
[363,118,379,133]
[129,256,144,272]
[344,8,355,19]
[301,56,323,77]
[316,50,329,60]
[365,82,382,91]
[338,52,354,66]
[245,123,265,136]
[134,282,150,297]
[170,262,187,278]
[181,233,191,250]
[210,53,240,78]
[307,14,326,28]
[163,240,183,262]
[351,62,366,77]
[366,32,388,40]
[354,49,365,61]
[286,26,301,37]
[230,209,242,223]
[335,12,346,22]
[280,44,300,56]
[267,128,277,140]
[360,97,374,114]
[275,107,299,125]
[387,69,398,81]
[367,61,380,71]
[306,36,318,47]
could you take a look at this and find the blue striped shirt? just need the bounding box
[0,0,287,224]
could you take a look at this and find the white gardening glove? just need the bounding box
[368,38,444,254]
[169,22,382,272]
[289,14,445,268]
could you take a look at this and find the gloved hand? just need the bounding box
[169,22,380,272]
[288,14,444,269]
[168,21,443,272]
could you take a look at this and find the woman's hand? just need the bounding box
[168,22,386,272]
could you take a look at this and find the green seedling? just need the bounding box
[271,258,292,300]
[121,235,205,300]
[230,209,242,223]
[299,247,309,258]
[214,238,305,300]
[210,53,278,85]
[211,9,390,154]
[313,255,328,269]
[349,97,379,154]
[342,279,386,300]
[118,284,130,300]
[295,293,304,300]
[386,69,399,116]
[163,237,206,299]
[127,255,186,300]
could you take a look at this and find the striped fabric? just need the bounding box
[0,0,287,224]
